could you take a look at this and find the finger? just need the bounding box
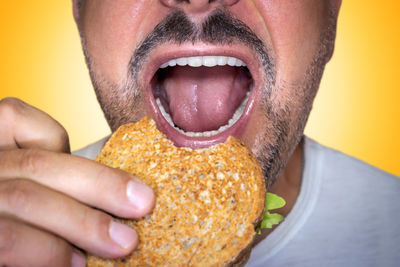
[0,179,139,258]
[0,216,85,267]
[0,97,70,153]
[0,149,155,218]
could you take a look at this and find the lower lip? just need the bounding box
[148,90,255,149]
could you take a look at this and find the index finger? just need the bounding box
[0,149,155,219]
[0,97,70,152]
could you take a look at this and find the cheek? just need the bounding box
[81,1,170,83]
[234,0,326,82]
[241,89,274,151]
[232,0,329,121]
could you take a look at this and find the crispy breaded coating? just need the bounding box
[87,117,265,267]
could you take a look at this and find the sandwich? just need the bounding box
[87,117,283,266]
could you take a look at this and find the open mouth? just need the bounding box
[145,45,260,149]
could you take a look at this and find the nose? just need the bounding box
[160,0,239,14]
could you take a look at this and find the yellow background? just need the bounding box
[0,2,399,176]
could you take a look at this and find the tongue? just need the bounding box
[161,66,251,132]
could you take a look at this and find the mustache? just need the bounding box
[129,8,275,83]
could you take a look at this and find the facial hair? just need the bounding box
[81,8,336,189]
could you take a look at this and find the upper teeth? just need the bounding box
[160,56,246,69]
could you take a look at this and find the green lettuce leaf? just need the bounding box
[265,192,286,210]
[256,192,286,233]
[260,212,284,229]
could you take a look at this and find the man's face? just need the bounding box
[75,0,339,186]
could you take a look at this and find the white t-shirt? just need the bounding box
[74,137,400,267]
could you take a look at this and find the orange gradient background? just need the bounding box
[0,2,399,176]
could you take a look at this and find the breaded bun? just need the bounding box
[87,117,266,267]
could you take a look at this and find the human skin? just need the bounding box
[0,0,341,266]
[76,0,340,244]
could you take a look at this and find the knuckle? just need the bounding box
[0,97,25,119]
[79,208,111,242]
[45,237,72,267]
[93,164,126,197]
[18,149,47,177]
[0,219,17,255]
[55,125,68,143]
[93,166,132,213]
[51,124,70,151]
[2,179,36,214]
[94,164,119,190]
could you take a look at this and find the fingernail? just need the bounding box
[71,250,85,267]
[109,221,137,249]
[127,180,154,212]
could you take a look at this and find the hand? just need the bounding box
[0,98,155,267]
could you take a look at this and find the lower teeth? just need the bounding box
[156,91,250,137]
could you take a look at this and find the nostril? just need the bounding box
[160,0,195,8]
[160,0,212,13]
[160,0,172,7]
[222,0,240,6]
[159,0,179,8]
[160,0,239,13]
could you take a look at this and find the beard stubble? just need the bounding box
[80,8,336,188]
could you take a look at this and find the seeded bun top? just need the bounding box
[87,117,266,267]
